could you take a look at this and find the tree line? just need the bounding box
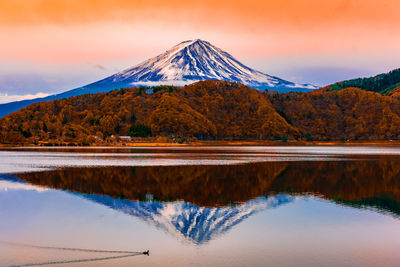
[1,80,400,144]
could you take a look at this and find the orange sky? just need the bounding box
[0,0,399,98]
[1,0,398,28]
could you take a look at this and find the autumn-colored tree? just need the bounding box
[1,81,400,144]
[269,87,400,140]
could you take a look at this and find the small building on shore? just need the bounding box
[119,136,132,142]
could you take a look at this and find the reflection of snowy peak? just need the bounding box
[94,39,316,91]
[83,194,294,244]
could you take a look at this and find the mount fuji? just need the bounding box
[0,39,316,117]
[95,39,316,90]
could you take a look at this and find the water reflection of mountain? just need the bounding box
[3,158,400,243]
[83,194,293,244]
[0,173,292,244]
[16,160,400,208]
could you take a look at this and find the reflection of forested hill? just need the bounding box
[268,160,400,201]
[16,159,400,211]
[17,163,288,206]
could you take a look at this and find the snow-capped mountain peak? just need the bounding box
[0,39,316,117]
[98,39,316,90]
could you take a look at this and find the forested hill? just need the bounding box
[1,80,400,144]
[0,81,298,144]
[327,68,400,96]
[268,87,400,140]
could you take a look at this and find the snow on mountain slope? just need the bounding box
[96,39,316,90]
[82,194,294,244]
[0,39,316,117]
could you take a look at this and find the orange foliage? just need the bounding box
[1,81,400,144]
[0,81,297,144]
[269,87,400,140]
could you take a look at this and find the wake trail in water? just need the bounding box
[9,253,141,267]
[1,241,149,267]
[1,241,141,254]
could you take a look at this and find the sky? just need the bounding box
[0,0,399,103]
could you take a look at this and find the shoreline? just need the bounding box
[2,140,400,147]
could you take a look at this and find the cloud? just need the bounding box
[95,64,107,71]
[0,92,50,104]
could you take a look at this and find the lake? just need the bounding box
[0,146,399,267]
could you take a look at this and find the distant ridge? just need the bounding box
[327,68,400,96]
[0,39,316,117]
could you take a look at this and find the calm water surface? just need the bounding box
[0,146,399,267]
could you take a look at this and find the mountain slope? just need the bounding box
[2,80,400,143]
[327,68,400,95]
[0,39,316,117]
[97,39,316,90]
[269,87,400,140]
[0,81,300,144]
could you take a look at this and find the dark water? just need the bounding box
[0,146,399,266]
